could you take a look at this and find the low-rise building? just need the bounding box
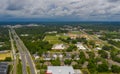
[65,53,72,60]
[74,69,82,74]
[46,66,75,74]
[0,45,3,47]
[113,39,120,42]
[52,44,66,50]
[33,54,39,60]
[0,62,9,74]
[95,47,102,50]
[20,34,29,37]
[43,53,51,61]
[75,42,86,50]
[74,54,80,60]
[0,42,5,47]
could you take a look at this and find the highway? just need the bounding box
[10,29,27,74]
[9,30,17,74]
[10,27,36,74]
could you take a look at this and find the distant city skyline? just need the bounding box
[0,0,120,21]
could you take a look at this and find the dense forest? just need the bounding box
[0,26,10,50]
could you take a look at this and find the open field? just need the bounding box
[70,31,82,34]
[44,34,68,44]
[0,52,11,60]
[44,35,62,44]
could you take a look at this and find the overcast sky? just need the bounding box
[0,0,120,21]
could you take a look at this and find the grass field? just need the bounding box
[44,34,68,44]
[17,60,22,74]
[70,31,82,34]
[44,35,62,44]
[0,52,11,60]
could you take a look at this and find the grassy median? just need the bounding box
[17,60,22,74]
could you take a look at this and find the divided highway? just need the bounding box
[10,27,36,74]
[9,30,17,74]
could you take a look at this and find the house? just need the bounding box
[65,53,71,60]
[117,54,120,58]
[46,31,57,34]
[74,69,82,74]
[0,62,9,74]
[43,53,51,61]
[95,47,102,50]
[20,34,29,37]
[52,54,57,60]
[0,42,5,47]
[0,50,9,54]
[113,39,120,42]
[0,45,3,47]
[74,54,80,60]
[59,54,63,59]
[33,54,39,60]
[68,33,79,39]
[52,44,66,50]
[75,42,86,50]
[46,66,75,74]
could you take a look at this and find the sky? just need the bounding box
[0,0,120,21]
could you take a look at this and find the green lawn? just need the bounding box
[44,34,68,44]
[0,52,11,60]
[27,66,31,74]
[70,31,82,34]
[44,35,62,44]
[98,72,113,74]
[17,60,22,74]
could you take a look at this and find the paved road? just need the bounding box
[16,40,27,74]
[10,27,36,74]
[9,30,17,74]
[11,29,27,74]
[10,28,27,74]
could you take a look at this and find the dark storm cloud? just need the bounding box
[0,0,120,21]
[6,4,23,10]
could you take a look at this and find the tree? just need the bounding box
[97,63,109,72]
[71,40,77,44]
[98,50,108,59]
[102,45,114,50]
[88,61,97,73]
[87,52,95,59]
[76,37,87,44]
[89,40,95,48]
[71,54,75,59]
[51,58,60,66]
[66,45,77,52]
[77,58,85,64]
[64,59,72,65]
[36,63,40,69]
[38,48,44,56]
[111,65,120,73]
[79,51,85,59]
[73,64,82,69]
[4,57,12,61]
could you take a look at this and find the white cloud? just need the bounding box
[0,0,120,20]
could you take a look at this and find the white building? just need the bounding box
[46,66,75,74]
[113,39,120,42]
[20,34,29,37]
[0,45,3,47]
[33,54,39,60]
[75,42,86,50]
[74,69,82,74]
[95,47,102,50]
[52,44,66,50]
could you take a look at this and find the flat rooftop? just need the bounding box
[47,66,74,74]
[0,62,8,74]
